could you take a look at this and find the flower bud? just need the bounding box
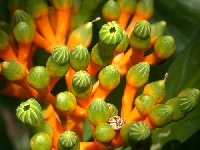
[26,66,50,91]
[134,94,155,116]
[117,0,137,14]
[95,123,116,143]
[135,0,154,19]
[115,30,129,53]
[87,98,110,126]
[13,22,34,44]
[1,60,26,81]
[149,104,173,127]
[150,21,166,41]
[126,62,150,88]
[98,65,120,90]
[30,132,52,150]
[58,130,80,150]
[70,70,93,98]
[154,36,176,59]
[0,29,9,50]
[102,0,120,22]
[70,44,90,71]
[107,103,118,117]
[52,0,72,9]
[56,91,77,112]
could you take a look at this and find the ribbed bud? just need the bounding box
[1,60,26,81]
[71,70,92,98]
[13,22,34,44]
[52,0,72,9]
[115,30,129,53]
[87,98,110,126]
[98,65,120,90]
[126,62,150,87]
[26,0,48,18]
[26,66,50,90]
[177,95,197,113]
[51,45,70,66]
[30,132,52,150]
[95,123,116,143]
[150,21,166,41]
[133,20,151,39]
[102,0,120,22]
[70,44,90,71]
[46,56,70,77]
[107,103,118,117]
[0,29,9,50]
[117,0,137,14]
[134,94,155,116]
[154,36,176,59]
[149,104,173,127]
[13,9,36,30]
[135,0,154,19]
[16,98,42,127]
[58,130,80,150]
[56,91,77,112]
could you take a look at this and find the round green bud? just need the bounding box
[135,0,154,19]
[98,65,120,90]
[52,0,72,9]
[177,95,197,113]
[70,44,90,71]
[130,33,150,50]
[107,103,118,117]
[95,123,116,143]
[99,21,123,45]
[166,98,186,121]
[150,21,166,40]
[51,45,70,66]
[0,29,9,50]
[126,62,150,87]
[13,9,36,30]
[129,122,150,142]
[26,0,48,18]
[154,36,176,59]
[13,22,34,44]
[1,60,26,81]
[102,0,120,22]
[16,98,42,127]
[30,132,52,150]
[58,130,80,150]
[149,104,173,127]
[115,30,129,53]
[87,98,110,126]
[134,94,155,116]
[32,120,53,137]
[133,20,151,39]
[71,70,92,98]
[56,91,77,112]
[117,0,137,14]
[46,56,70,77]
[26,66,50,90]
[120,122,133,144]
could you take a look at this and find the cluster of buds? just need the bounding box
[0,0,199,150]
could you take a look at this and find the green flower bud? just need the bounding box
[154,36,176,59]
[58,130,80,150]
[166,98,186,121]
[16,98,42,127]
[0,29,9,50]
[13,22,34,44]
[70,44,90,71]
[134,94,155,116]
[130,34,150,50]
[56,91,77,112]
[13,9,36,30]
[87,98,110,126]
[120,122,133,144]
[133,20,151,40]
[1,60,26,81]
[70,70,92,98]
[126,62,150,87]
[26,66,50,90]
[107,103,118,117]
[128,122,150,142]
[26,0,48,18]
[117,0,137,14]
[46,56,70,77]
[102,0,120,22]
[30,132,52,150]
[51,45,70,66]
[150,21,166,40]
[135,0,154,19]
[52,0,72,9]
[115,30,129,53]
[149,104,173,127]
[98,65,120,90]
[95,123,116,143]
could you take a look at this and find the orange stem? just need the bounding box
[130,48,145,65]
[80,142,98,150]
[65,67,76,91]
[48,76,61,92]
[0,45,18,61]
[92,84,110,100]
[18,43,31,67]
[143,116,155,131]
[118,12,131,30]
[86,61,102,77]
[68,105,87,118]
[143,52,162,65]
[126,107,142,123]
